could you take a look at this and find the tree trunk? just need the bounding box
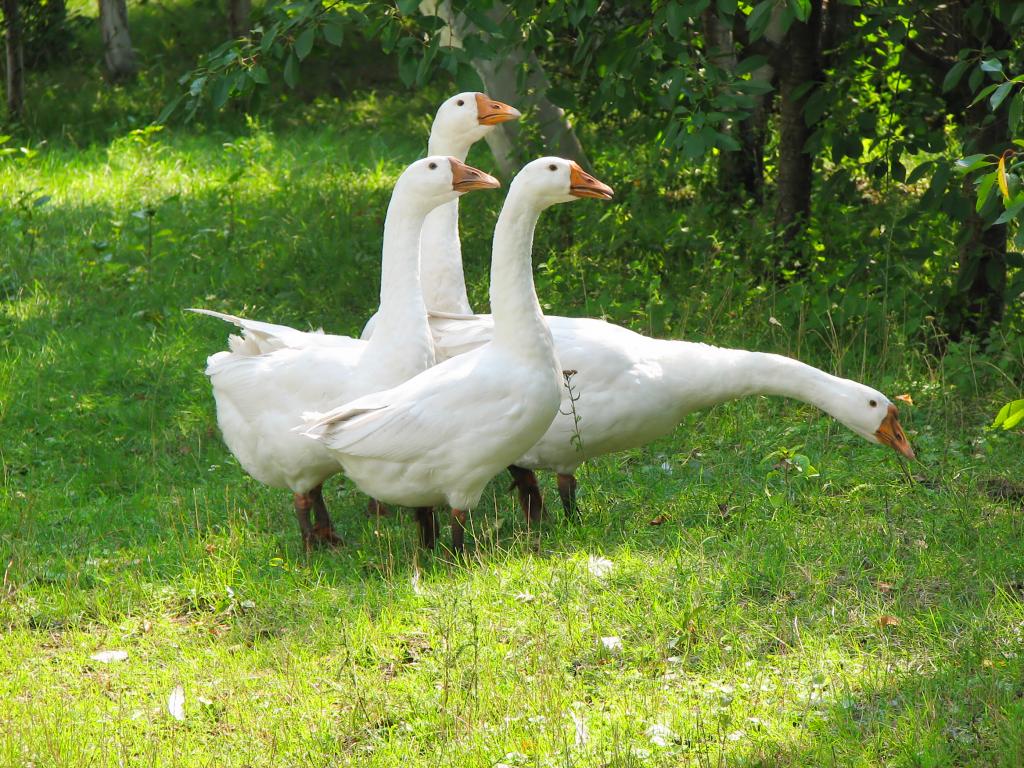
[774,0,823,250]
[419,0,589,177]
[98,0,136,82]
[945,110,1010,340]
[3,0,24,120]
[227,0,251,40]
[703,9,743,197]
[705,9,776,203]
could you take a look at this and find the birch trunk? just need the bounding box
[419,0,589,176]
[98,0,136,82]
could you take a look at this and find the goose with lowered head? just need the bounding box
[302,158,614,552]
[430,313,915,519]
[190,157,500,546]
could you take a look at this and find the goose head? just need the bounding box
[510,157,614,210]
[395,156,501,214]
[431,92,521,151]
[825,382,915,459]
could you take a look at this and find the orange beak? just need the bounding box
[475,93,521,125]
[875,404,915,460]
[569,162,614,200]
[448,158,501,192]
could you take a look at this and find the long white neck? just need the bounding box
[488,191,554,361]
[365,191,434,371]
[419,134,475,314]
[657,343,850,419]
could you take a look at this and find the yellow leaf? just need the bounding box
[895,393,914,406]
[879,614,900,629]
[998,152,1011,202]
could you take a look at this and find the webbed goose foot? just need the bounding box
[294,485,344,548]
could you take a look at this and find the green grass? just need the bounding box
[3,10,1024,764]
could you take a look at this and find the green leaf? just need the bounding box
[397,0,419,13]
[189,76,206,97]
[211,77,231,110]
[283,52,299,88]
[323,22,344,47]
[155,94,184,124]
[788,0,811,22]
[745,0,774,38]
[994,200,1024,225]
[462,6,502,34]
[294,27,315,61]
[803,87,829,126]
[397,48,417,87]
[260,22,279,54]
[955,154,993,173]
[992,399,1024,429]
[682,131,706,159]
[735,55,767,75]
[969,66,983,93]
[906,161,934,185]
[976,172,996,213]
[980,58,1003,73]
[1010,92,1023,130]
[667,1,686,38]
[942,60,969,93]
[990,81,1013,110]
[249,65,269,85]
[969,82,999,106]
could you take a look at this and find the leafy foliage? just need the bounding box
[991,398,1024,429]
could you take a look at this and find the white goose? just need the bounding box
[302,158,614,552]
[190,157,500,546]
[430,306,916,519]
[361,91,520,336]
[193,92,519,359]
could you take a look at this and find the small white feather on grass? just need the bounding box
[167,685,186,721]
[90,650,128,663]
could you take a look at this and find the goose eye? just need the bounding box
[548,164,557,171]
[456,99,465,106]
[428,162,438,170]
[869,399,877,407]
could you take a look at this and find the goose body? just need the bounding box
[191,157,500,544]
[303,158,614,551]
[429,312,915,514]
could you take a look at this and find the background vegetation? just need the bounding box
[1,0,1023,765]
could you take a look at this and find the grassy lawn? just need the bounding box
[3,35,1024,767]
